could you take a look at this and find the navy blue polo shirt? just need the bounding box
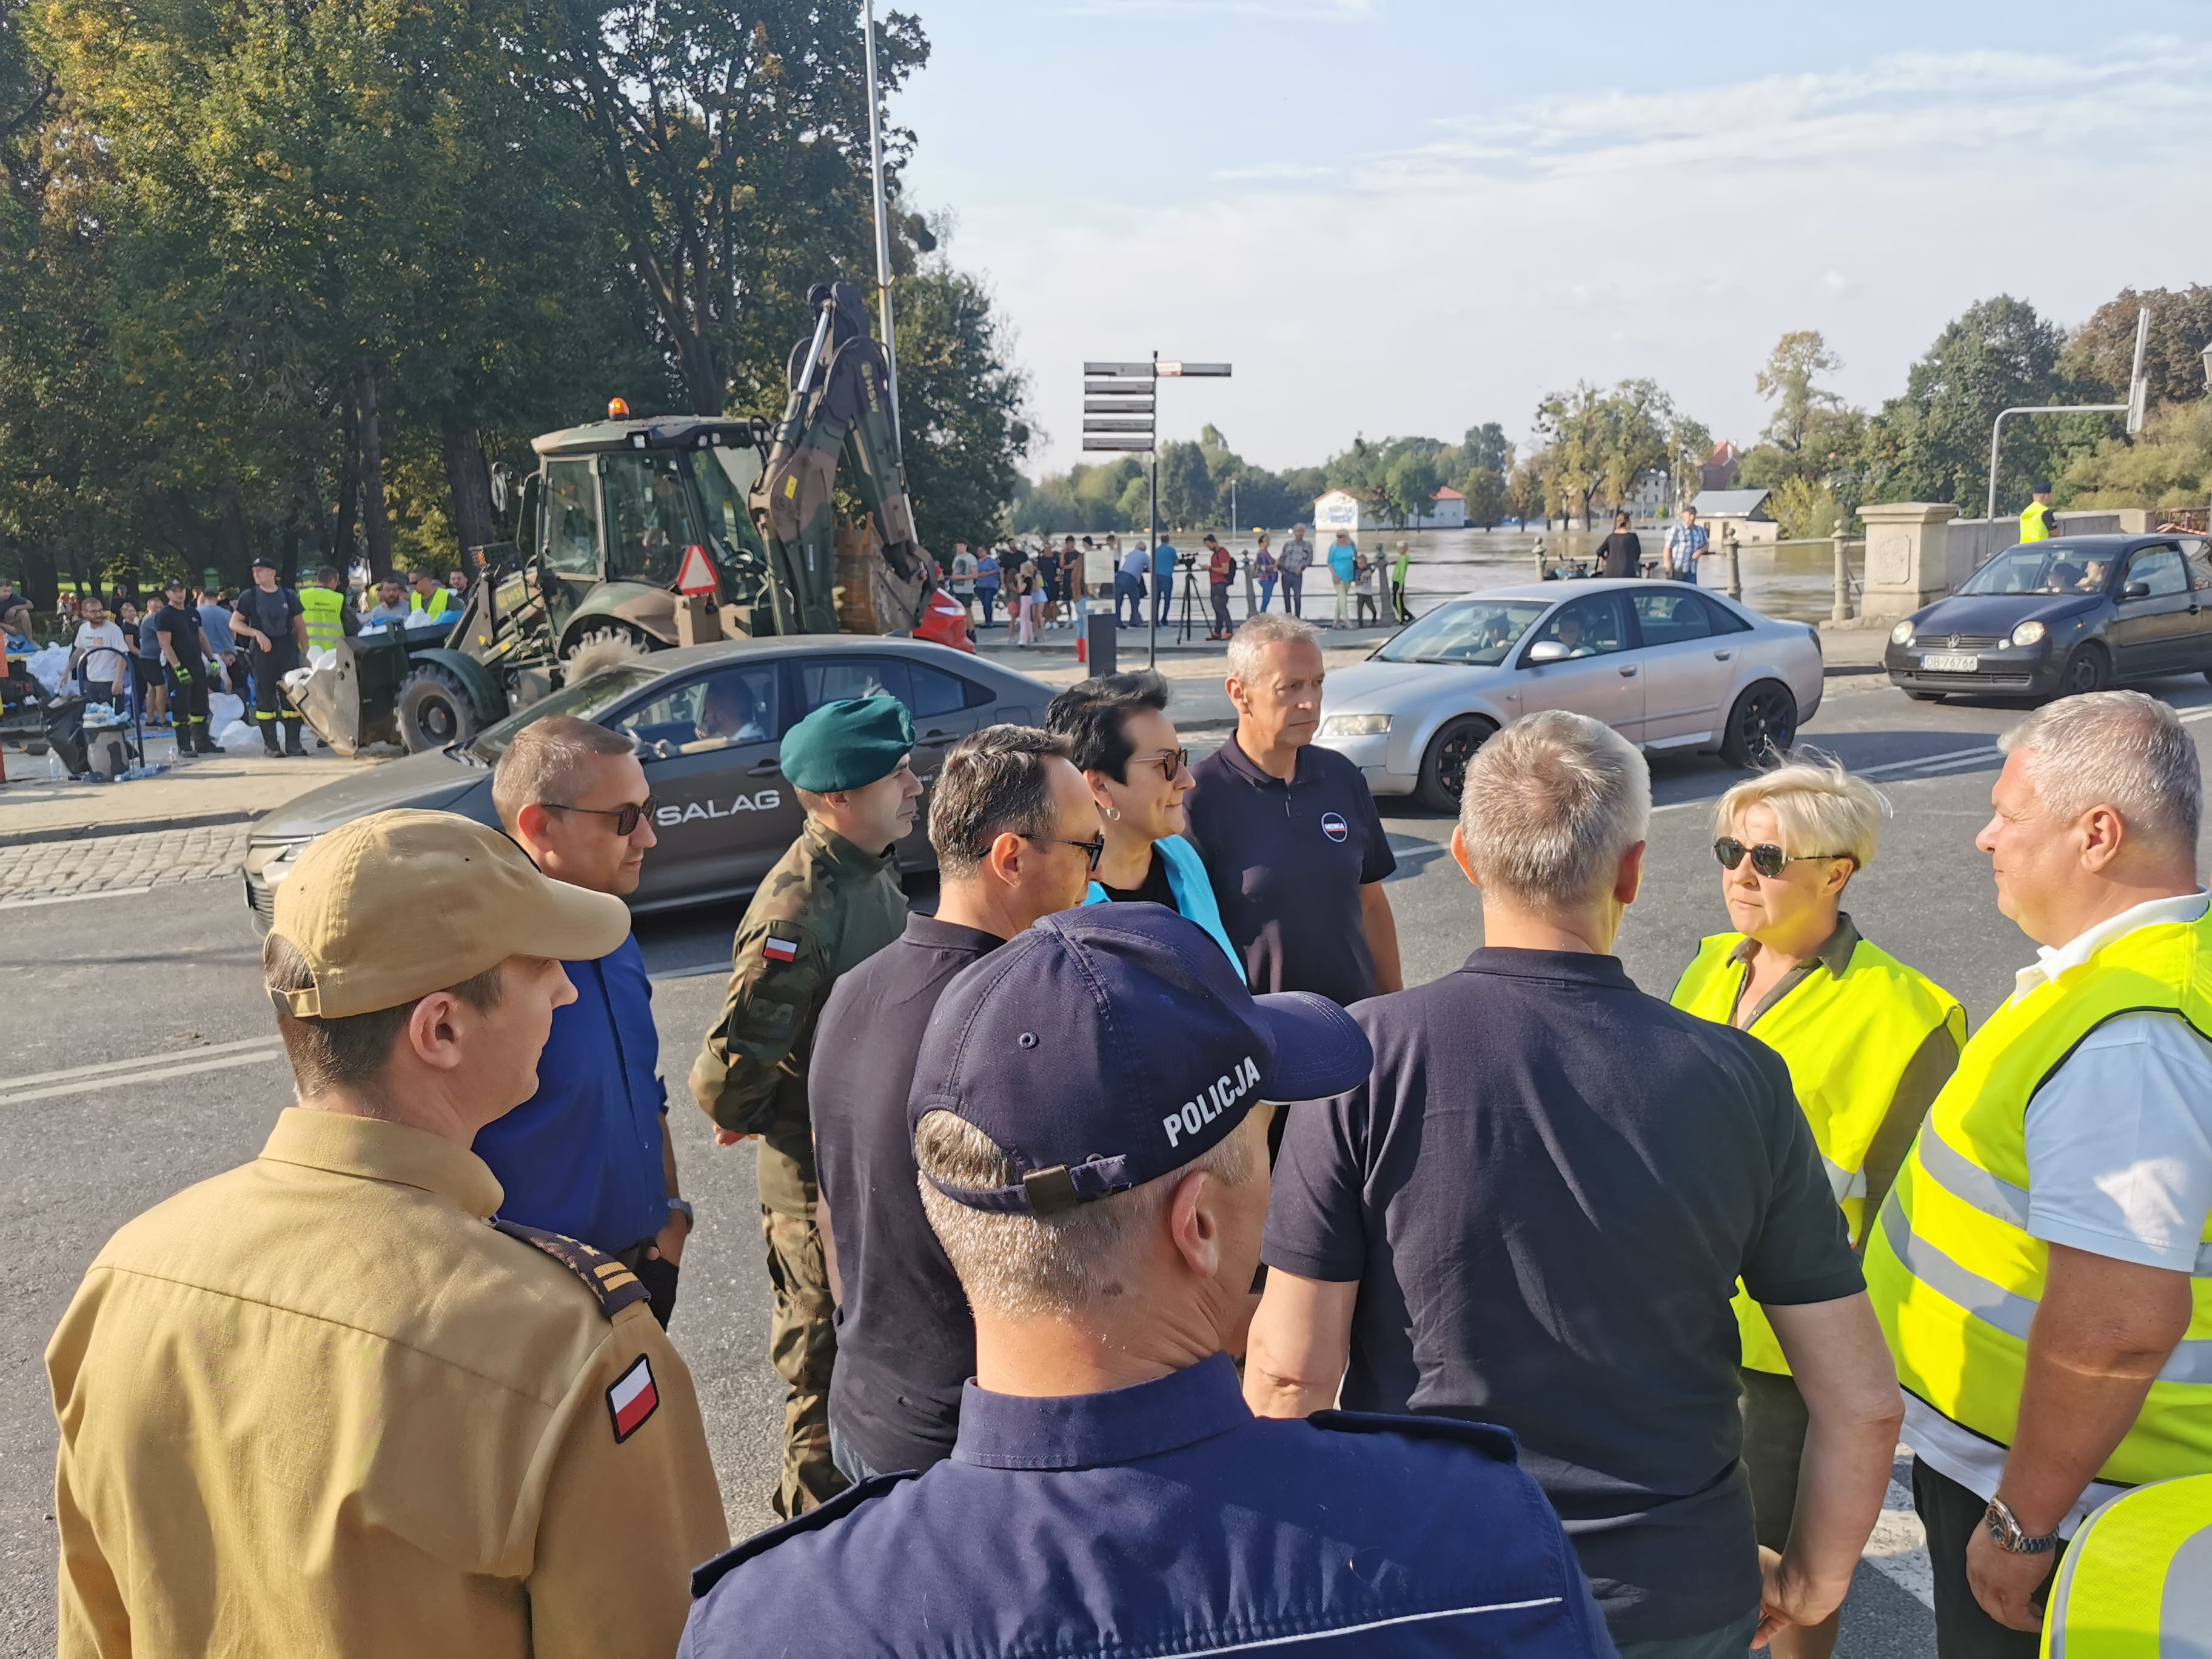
[472,934,668,1254]
[681,1352,1615,1657]
[1184,736,1396,1005]
[812,914,1004,1476]
[1264,948,1862,1644]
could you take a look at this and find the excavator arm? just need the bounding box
[750,281,940,640]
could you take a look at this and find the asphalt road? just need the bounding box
[12,666,2212,1657]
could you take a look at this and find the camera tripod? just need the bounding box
[1176,559,1204,644]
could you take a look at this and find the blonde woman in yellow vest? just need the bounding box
[1673,753,1964,1659]
[1866,692,2212,1652]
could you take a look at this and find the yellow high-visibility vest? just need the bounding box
[1673,928,1964,1374]
[2020,502,2056,543]
[2039,1473,2212,1658]
[1868,911,2212,1485]
[409,586,452,618]
[298,585,347,654]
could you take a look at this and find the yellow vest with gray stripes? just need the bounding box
[1867,912,2212,1485]
[1674,932,1965,1375]
[298,585,347,653]
[2040,1473,2212,1658]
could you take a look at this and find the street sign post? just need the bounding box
[1080,352,1232,667]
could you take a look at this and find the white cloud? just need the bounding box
[945,38,2212,477]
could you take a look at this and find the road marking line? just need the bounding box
[1862,1478,1936,1610]
[0,885,156,911]
[5,1036,283,1091]
[651,960,734,982]
[1862,745,2000,778]
[2,1047,284,1105]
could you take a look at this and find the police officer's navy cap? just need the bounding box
[908,904,1372,1215]
[780,695,915,793]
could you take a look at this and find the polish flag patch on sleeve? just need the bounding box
[606,1355,660,1443]
[762,935,800,963]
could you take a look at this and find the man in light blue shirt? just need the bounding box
[1151,538,1176,626]
[1327,531,1358,629]
[1116,538,1148,628]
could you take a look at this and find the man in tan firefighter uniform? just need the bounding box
[45,809,729,1658]
[691,694,922,1516]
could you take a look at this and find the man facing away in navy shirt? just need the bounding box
[682,903,1617,1658]
[479,717,691,1326]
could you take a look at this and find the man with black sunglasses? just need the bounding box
[482,716,692,1330]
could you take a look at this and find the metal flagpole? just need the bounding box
[862,0,900,448]
[1148,352,1159,669]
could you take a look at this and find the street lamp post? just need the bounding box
[1985,306,2151,521]
[1081,356,1232,668]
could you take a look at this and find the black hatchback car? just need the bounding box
[243,635,1054,923]
[1885,533,2212,702]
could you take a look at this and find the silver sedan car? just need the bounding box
[1314,580,1826,809]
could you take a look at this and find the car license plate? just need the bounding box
[1921,653,1979,673]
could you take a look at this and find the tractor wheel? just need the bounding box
[561,623,655,678]
[395,662,480,754]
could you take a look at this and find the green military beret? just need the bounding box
[779,695,914,792]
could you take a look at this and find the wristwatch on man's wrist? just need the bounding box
[1982,1496,2060,1555]
[666,1197,695,1227]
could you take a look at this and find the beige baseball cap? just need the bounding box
[270,809,630,1018]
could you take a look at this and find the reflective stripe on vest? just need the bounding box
[1672,931,1964,1375]
[2040,1474,2212,1659]
[1866,911,2212,1485]
[2019,503,2053,543]
[299,586,346,652]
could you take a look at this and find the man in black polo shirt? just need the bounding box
[810,725,1100,1481]
[1244,709,1903,1659]
[1184,614,1401,1005]
[153,578,217,754]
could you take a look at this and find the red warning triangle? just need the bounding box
[675,543,717,595]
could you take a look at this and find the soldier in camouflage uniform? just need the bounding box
[690,695,922,1517]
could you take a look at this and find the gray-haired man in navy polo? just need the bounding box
[681,904,1616,1658]
[1185,614,1402,1007]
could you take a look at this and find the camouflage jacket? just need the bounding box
[689,817,907,1215]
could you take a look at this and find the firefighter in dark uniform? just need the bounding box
[690,695,922,1517]
[230,554,307,756]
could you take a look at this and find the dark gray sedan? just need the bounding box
[244,636,1055,922]
[1885,533,2212,702]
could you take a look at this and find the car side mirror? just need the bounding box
[1526,639,1568,663]
[2123,580,2151,600]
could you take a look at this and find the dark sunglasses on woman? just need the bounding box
[1712,837,1846,880]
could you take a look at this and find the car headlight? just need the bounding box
[1318,714,1392,738]
[2010,620,2046,648]
[1889,620,1915,646]
[244,839,317,886]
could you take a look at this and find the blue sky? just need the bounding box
[890,1,2212,480]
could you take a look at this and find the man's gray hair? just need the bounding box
[927,725,1074,879]
[915,1109,1261,1319]
[1227,613,1319,685]
[491,716,639,832]
[1998,691,2201,848]
[1458,709,1651,909]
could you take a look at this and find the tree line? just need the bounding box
[1014,284,2212,541]
[0,0,1030,608]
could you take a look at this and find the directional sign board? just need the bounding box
[675,543,718,596]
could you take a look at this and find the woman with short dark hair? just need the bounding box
[1044,671,1241,972]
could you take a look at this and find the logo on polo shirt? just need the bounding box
[1161,1056,1261,1148]
[1320,811,1349,843]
